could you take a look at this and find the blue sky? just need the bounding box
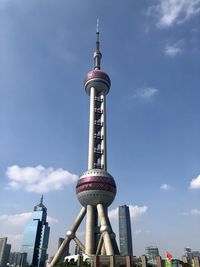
[0,0,200,259]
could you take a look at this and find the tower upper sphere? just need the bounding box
[84,20,110,96]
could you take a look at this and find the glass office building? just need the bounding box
[0,237,11,267]
[21,196,50,267]
[119,205,133,256]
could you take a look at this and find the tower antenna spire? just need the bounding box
[40,195,43,205]
[96,18,99,36]
[94,18,102,70]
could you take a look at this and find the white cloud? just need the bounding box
[47,216,59,224]
[190,174,200,189]
[164,41,184,56]
[6,234,23,240]
[134,229,142,235]
[2,234,23,251]
[0,212,58,226]
[0,212,32,226]
[160,183,172,190]
[131,87,158,100]
[108,207,119,220]
[109,205,148,220]
[191,209,200,215]
[129,205,148,219]
[179,211,188,216]
[156,0,200,27]
[6,165,78,193]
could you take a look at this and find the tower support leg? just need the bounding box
[49,207,86,267]
[97,204,114,255]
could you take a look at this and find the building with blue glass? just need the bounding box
[0,237,11,267]
[21,196,50,267]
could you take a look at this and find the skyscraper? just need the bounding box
[119,205,133,256]
[0,237,11,267]
[9,252,27,267]
[50,21,120,267]
[21,196,50,267]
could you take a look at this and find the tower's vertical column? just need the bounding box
[101,94,107,170]
[85,205,94,255]
[88,87,96,170]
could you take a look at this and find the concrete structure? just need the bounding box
[145,246,160,264]
[57,238,69,261]
[21,196,50,267]
[119,205,133,256]
[0,237,11,267]
[49,21,120,267]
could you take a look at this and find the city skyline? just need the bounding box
[0,0,200,259]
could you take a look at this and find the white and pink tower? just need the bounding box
[50,22,119,267]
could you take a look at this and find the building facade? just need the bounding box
[0,237,11,267]
[145,246,160,264]
[9,252,27,267]
[21,196,50,267]
[119,205,133,256]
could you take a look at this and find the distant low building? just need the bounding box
[9,252,27,267]
[183,247,200,261]
[145,246,160,265]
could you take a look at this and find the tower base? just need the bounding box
[49,205,119,267]
[63,255,133,267]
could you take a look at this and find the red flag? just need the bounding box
[165,252,173,260]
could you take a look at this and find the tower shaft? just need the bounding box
[88,89,107,170]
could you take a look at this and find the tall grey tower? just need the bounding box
[50,22,119,267]
[119,205,133,256]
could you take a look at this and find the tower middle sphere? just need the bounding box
[84,70,110,95]
[76,169,116,207]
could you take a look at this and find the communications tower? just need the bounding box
[50,22,119,267]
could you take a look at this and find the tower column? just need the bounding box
[97,204,114,255]
[101,94,107,170]
[85,205,94,255]
[88,87,96,170]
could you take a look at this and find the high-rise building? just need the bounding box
[9,252,21,267]
[184,247,192,261]
[119,205,133,256]
[0,237,11,267]
[9,252,27,267]
[49,21,121,267]
[145,246,160,264]
[21,196,50,267]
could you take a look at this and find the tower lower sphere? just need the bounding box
[76,169,116,207]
